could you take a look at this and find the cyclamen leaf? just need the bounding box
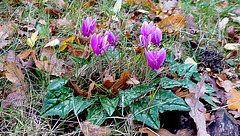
[73,96,97,115]
[118,85,154,107]
[161,77,182,89]
[151,90,190,113]
[47,79,67,91]
[171,63,198,78]
[131,101,160,129]
[87,105,108,126]
[100,96,119,116]
[40,87,73,119]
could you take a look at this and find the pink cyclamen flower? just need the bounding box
[81,17,96,37]
[139,35,151,48]
[90,33,109,55]
[104,31,119,51]
[145,48,166,70]
[141,21,154,38]
[151,27,162,45]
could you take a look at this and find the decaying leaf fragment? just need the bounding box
[81,121,111,136]
[185,81,210,136]
[227,89,240,112]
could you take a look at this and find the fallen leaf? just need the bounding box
[217,80,240,92]
[184,57,197,65]
[155,128,176,136]
[44,7,63,16]
[125,0,156,9]
[5,62,28,93]
[1,92,26,108]
[67,79,88,96]
[229,110,240,118]
[224,43,240,50]
[218,17,229,30]
[225,50,237,59]
[126,77,140,85]
[158,15,186,33]
[27,29,39,47]
[112,0,122,13]
[80,121,111,136]
[139,127,160,136]
[44,39,60,47]
[16,50,36,69]
[185,13,198,34]
[231,17,240,24]
[185,81,210,136]
[60,36,76,51]
[56,18,72,27]
[227,89,240,112]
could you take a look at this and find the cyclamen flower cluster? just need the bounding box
[140,21,166,70]
[140,21,162,47]
[81,17,119,56]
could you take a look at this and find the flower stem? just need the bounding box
[104,51,114,77]
[143,67,151,84]
[98,55,103,82]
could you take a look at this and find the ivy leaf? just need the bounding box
[151,90,190,113]
[40,87,73,119]
[73,96,97,115]
[118,85,154,107]
[100,96,119,116]
[131,101,160,129]
[87,104,108,126]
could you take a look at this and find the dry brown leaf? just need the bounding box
[1,92,26,108]
[158,15,186,33]
[227,89,240,112]
[67,79,88,96]
[126,77,140,85]
[216,80,240,92]
[225,50,237,59]
[125,0,156,9]
[33,47,68,76]
[139,127,160,136]
[2,62,29,108]
[5,62,28,94]
[44,7,63,16]
[87,82,95,98]
[155,128,176,136]
[56,18,72,27]
[185,13,198,34]
[80,121,111,136]
[16,49,36,69]
[102,71,131,94]
[185,81,210,136]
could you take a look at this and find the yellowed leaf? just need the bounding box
[60,36,75,51]
[224,43,240,50]
[184,57,197,65]
[27,30,39,47]
[227,89,240,112]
